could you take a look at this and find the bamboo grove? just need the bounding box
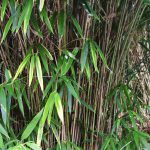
[0,0,150,149]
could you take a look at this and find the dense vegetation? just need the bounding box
[0,0,150,149]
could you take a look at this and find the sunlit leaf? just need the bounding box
[13,54,31,82]
[35,55,43,91]
[1,0,8,21]
[54,92,64,124]
[29,55,35,86]
[0,87,7,125]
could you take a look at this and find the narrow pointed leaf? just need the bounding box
[39,0,45,12]
[90,41,98,72]
[13,54,31,82]
[54,92,64,124]
[58,10,66,37]
[1,0,8,21]
[29,55,35,86]
[38,44,53,60]
[0,87,7,125]
[71,15,83,38]
[21,109,43,140]
[0,124,9,138]
[23,0,33,34]
[80,41,89,72]
[1,17,13,43]
[35,55,43,91]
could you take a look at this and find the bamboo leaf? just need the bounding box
[31,14,43,38]
[42,7,53,33]
[80,41,89,72]
[16,1,29,32]
[58,10,66,37]
[0,87,7,125]
[39,48,49,75]
[0,133,4,149]
[38,44,53,60]
[13,54,31,82]
[94,42,109,69]
[63,78,80,102]
[39,0,45,12]
[29,55,35,86]
[85,60,91,81]
[21,109,43,140]
[71,15,83,38]
[15,82,25,117]
[1,0,8,21]
[37,91,55,146]
[61,48,78,75]
[35,55,43,91]
[23,0,33,34]
[90,41,98,72]
[1,17,13,43]
[26,142,42,150]
[54,92,64,124]
[0,124,9,138]
[51,124,60,146]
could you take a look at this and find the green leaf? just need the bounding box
[42,7,53,33]
[39,0,45,11]
[26,142,42,150]
[39,49,49,75]
[23,0,33,34]
[80,41,89,72]
[71,15,83,38]
[61,48,78,75]
[85,60,91,81]
[0,124,9,138]
[58,10,66,37]
[21,109,43,140]
[43,75,56,99]
[0,133,4,149]
[51,124,60,146]
[15,82,25,117]
[13,54,31,82]
[29,55,35,86]
[16,1,29,32]
[0,87,7,125]
[37,91,55,146]
[38,44,53,60]
[94,42,109,69]
[1,0,8,21]
[54,92,64,124]
[35,55,43,91]
[90,41,98,72]
[63,78,80,102]
[1,17,13,43]
[31,14,43,38]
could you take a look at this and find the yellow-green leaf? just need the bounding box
[29,55,35,86]
[35,55,43,91]
[21,109,43,140]
[1,17,13,43]
[13,54,31,82]
[23,0,33,34]
[1,0,8,21]
[54,92,64,124]
[39,0,45,12]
